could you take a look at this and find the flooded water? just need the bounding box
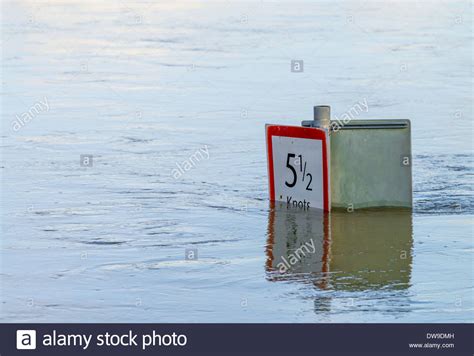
[1,1,472,322]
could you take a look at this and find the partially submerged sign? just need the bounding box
[265,125,330,211]
[267,106,412,211]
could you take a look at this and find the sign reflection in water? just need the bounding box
[266,202,413,291]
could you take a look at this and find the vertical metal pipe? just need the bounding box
[313,105,331,130]
[302,105,331,129]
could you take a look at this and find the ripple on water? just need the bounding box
[413,154,473,215]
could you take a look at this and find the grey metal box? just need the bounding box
[330,120,412,209]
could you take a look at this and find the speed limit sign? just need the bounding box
[266,125,330,211]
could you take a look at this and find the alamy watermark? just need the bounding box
[171,145,210,180]
[185,248,198,261]
[329,98,369,134]
[291,60,304,73]
[80,154,93,167]
[11,96,50,132]
[277,238,316,274]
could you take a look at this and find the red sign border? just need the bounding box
[266,124,329,212]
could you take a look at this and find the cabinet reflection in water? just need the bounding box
[266,202,413,291]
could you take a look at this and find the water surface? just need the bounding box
[1,0,472,322]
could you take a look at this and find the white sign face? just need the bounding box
[266,125,330,211]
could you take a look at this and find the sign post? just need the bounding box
[266,125,330,212]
